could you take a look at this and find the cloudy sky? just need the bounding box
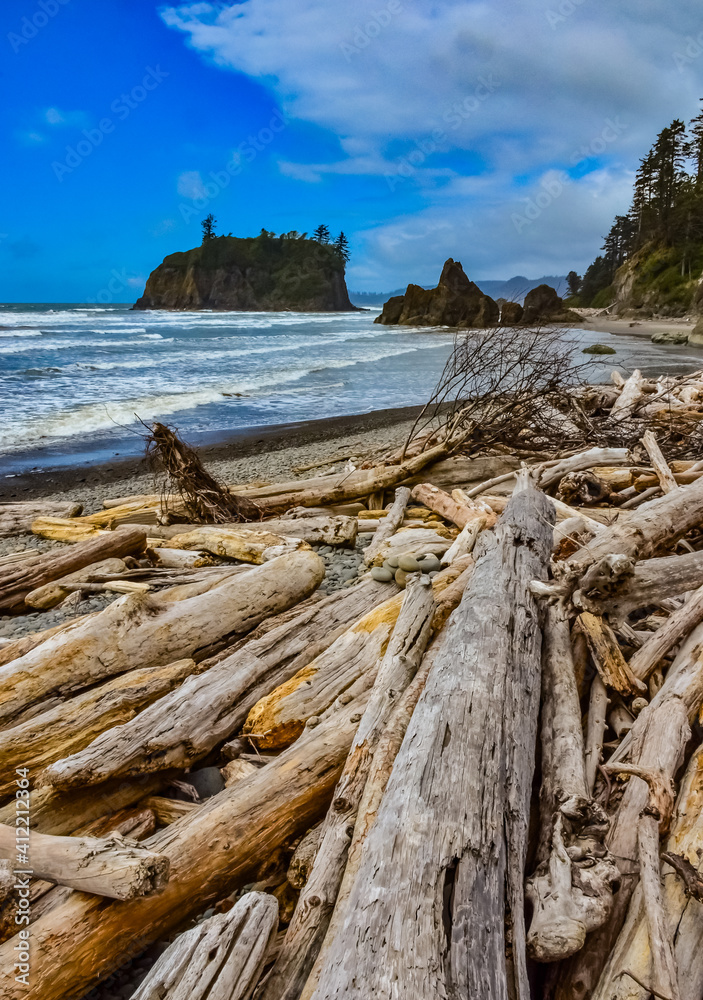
[3,0,703,300]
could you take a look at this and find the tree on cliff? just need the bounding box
[201,214,217,242]
[566,271,581,297]
[333,232,350,263]
[313,224,330,244]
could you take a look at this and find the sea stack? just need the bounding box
[134,233,356,312]
[374,259,499,328]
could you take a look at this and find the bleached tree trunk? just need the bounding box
[308,469,554,1000]
[131,892,278,1000]
[0,824,169,901]
[255,576,435,1000]
[627,582,703,681]
[641,430,678,494]
[610,369,644,421]
[0,548,324,726]
[538,447,631,489]
[0,500,82,537]
[410,482,496,529]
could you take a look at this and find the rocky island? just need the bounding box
[134,231,355,312]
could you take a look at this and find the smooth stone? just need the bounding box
[418,554,441,572]
[395,568,408,588]
[386,554,400,568]
[342,568,357,581]
[398,554,421,572]
[183,766,225,799]
[371,566,394,582]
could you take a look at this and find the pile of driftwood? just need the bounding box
[2,375,703,999]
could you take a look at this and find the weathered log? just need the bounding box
[581,550,703,620]
[551,697,690,1000]
[256,576,435,1000]
[131,891,278,1000]
[411,481,496,529]
[365,526,452,567]
[440,513,487,565]
[0,614,93,668]
[0,824,169,900]
[0,501,82,538]
[0,694,367,1000]
[0,776,168,837]
[243,566,462,751]
[577,612,646,696]
[610,369,644,421]
[31,516,108,542]
[308,469,554,1000]
[539,447,631,489]
[628,583,703,681]
[0,548,324,726]
[287,825,324,890]
[585,675,609,793]
[42,578,391,788]
[249,516,358,547]
[0,658,200,800]
[526,606,620,963]
[641,430,678,494]
[140,796,199,825]
[592,742,703,1000]
[164,525,305,564]
[300,635,445,1000]
[362,487,410,566]
[24,557,126,609]
[0,527,146,613]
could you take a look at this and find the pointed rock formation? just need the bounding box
[374,259,499,329]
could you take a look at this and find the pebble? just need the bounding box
[398,555,420,572]
[341,567,357,581]
[371,566,393,582]
[418,554,441,572]
[394,568,408,588]
[386,554,400,568]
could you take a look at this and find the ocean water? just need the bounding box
[1,303,702,474]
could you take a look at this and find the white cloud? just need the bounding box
[177,170,207,199]
[161,0,703,285]
[44,107,89,127]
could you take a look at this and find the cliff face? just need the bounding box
[134,235,355,312]
[612,243,703,318]
[374,259,499,328]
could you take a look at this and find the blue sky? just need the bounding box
[3,0,703,300]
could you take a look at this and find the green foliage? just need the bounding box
[333,231,350,263]
[590,286,615,308]
[579,256,612,306]
[566,270,581,297]
[313,224,330,244]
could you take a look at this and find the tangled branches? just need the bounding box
[145,422,261,523]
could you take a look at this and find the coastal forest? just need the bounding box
[574,102,703,312]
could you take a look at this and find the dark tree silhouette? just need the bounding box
[333,231,350,262]
[201,214,217,242]
[313,224,330,244]
[566,271,581,297]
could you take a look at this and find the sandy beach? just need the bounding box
[577,307,698,341]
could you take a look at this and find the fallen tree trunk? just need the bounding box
[0,658,200,800]
[0,824,169,901]
[610,369,644,422]
[0,501,82,538]
[579,549,703,619]
[0,527,146,613]
[539,447,631,489]
[131,891,278,1000]
[627,582,703,681]
[592,741,703,1000]
[308,469,554,1000]
[362,487,410,566]
[0,548,324,726]
[24,557,126,609]
[163,525,305,564]
[41,579,392,789]
[256,575,435,1000]
[0,694,367,1000]
[411,481,496,529]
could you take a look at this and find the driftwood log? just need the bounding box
[256,575,435,1000]
[362,487,410,566]
[0,548,324,726]
[0,527,146,613]
[0,501,82,538]
[131,892,278,1000]
[307,469,554,1000]
[0,824,169,901]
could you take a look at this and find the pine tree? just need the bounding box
[201,214,217,242]
[313,224,330,244]
[566,271,581,297]
[333,232,350,262]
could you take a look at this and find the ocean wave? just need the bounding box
[0,337,175,354]
[0,329,43,338]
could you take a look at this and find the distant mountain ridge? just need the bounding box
[350,274,567,307]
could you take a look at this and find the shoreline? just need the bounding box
[577,309,697,341]
[0,404,427,507]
